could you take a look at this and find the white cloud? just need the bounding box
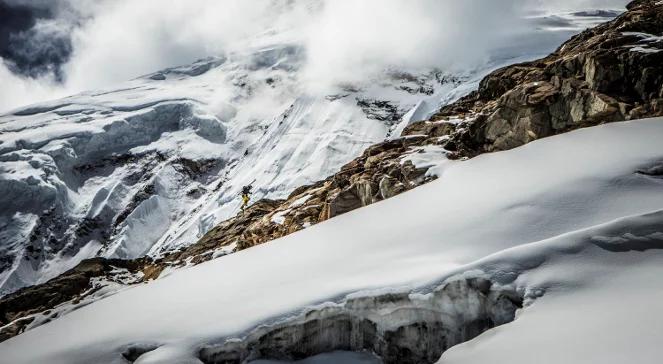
[0,61,66,112]
[301,0,527,91]
[0,0,629,112]
[62,0,277,90]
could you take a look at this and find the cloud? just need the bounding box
[62,0,282,91]
[301,0,528,91]
[0,61,65,111]
[0,0,83,80]
[0,0,630,112]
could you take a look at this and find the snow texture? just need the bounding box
[2,116,663,363]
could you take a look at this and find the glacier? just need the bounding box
[4,1,663,363]
[0,46,457,295]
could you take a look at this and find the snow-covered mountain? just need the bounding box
[4,0,663,363]
[0,6,617,296]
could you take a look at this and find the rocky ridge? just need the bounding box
[2,0,663,343]
[421,0,663,155]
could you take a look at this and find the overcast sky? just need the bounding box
[0,0,629,113]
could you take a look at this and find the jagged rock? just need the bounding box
[356,98,406,122]
[176,199,283,255]
[326,185,365,219]
[379,176,406,200]
[325,180,374,218]
[402,120,457,138]
[414,0,663,154]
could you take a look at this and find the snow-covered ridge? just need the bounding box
[1,115,662,363]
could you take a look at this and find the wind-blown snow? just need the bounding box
[2,117,663,363]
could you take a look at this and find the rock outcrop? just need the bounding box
[414,0,663,155]
[2,0,663,343]
[162,136,434,267]
[0,258,148,341]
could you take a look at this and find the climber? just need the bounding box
[240,184,253,210]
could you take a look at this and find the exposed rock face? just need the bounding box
[3,0,663,345]
[169,199,284,263]
[197,276,522,364]
[167,136,434,266]
[414,0,663,155]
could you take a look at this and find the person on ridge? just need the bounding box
[240,185,253,210]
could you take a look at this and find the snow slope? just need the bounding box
[440,235,663,364]
[1,117,662,363]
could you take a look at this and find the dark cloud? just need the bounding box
[0,0,74,81]
[0,1,45,47]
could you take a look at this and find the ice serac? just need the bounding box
[198,277,521,364]
[0,97,229,295]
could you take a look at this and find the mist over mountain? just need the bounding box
[0,0,627,112]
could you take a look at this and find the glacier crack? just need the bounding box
[196,276,523,364]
